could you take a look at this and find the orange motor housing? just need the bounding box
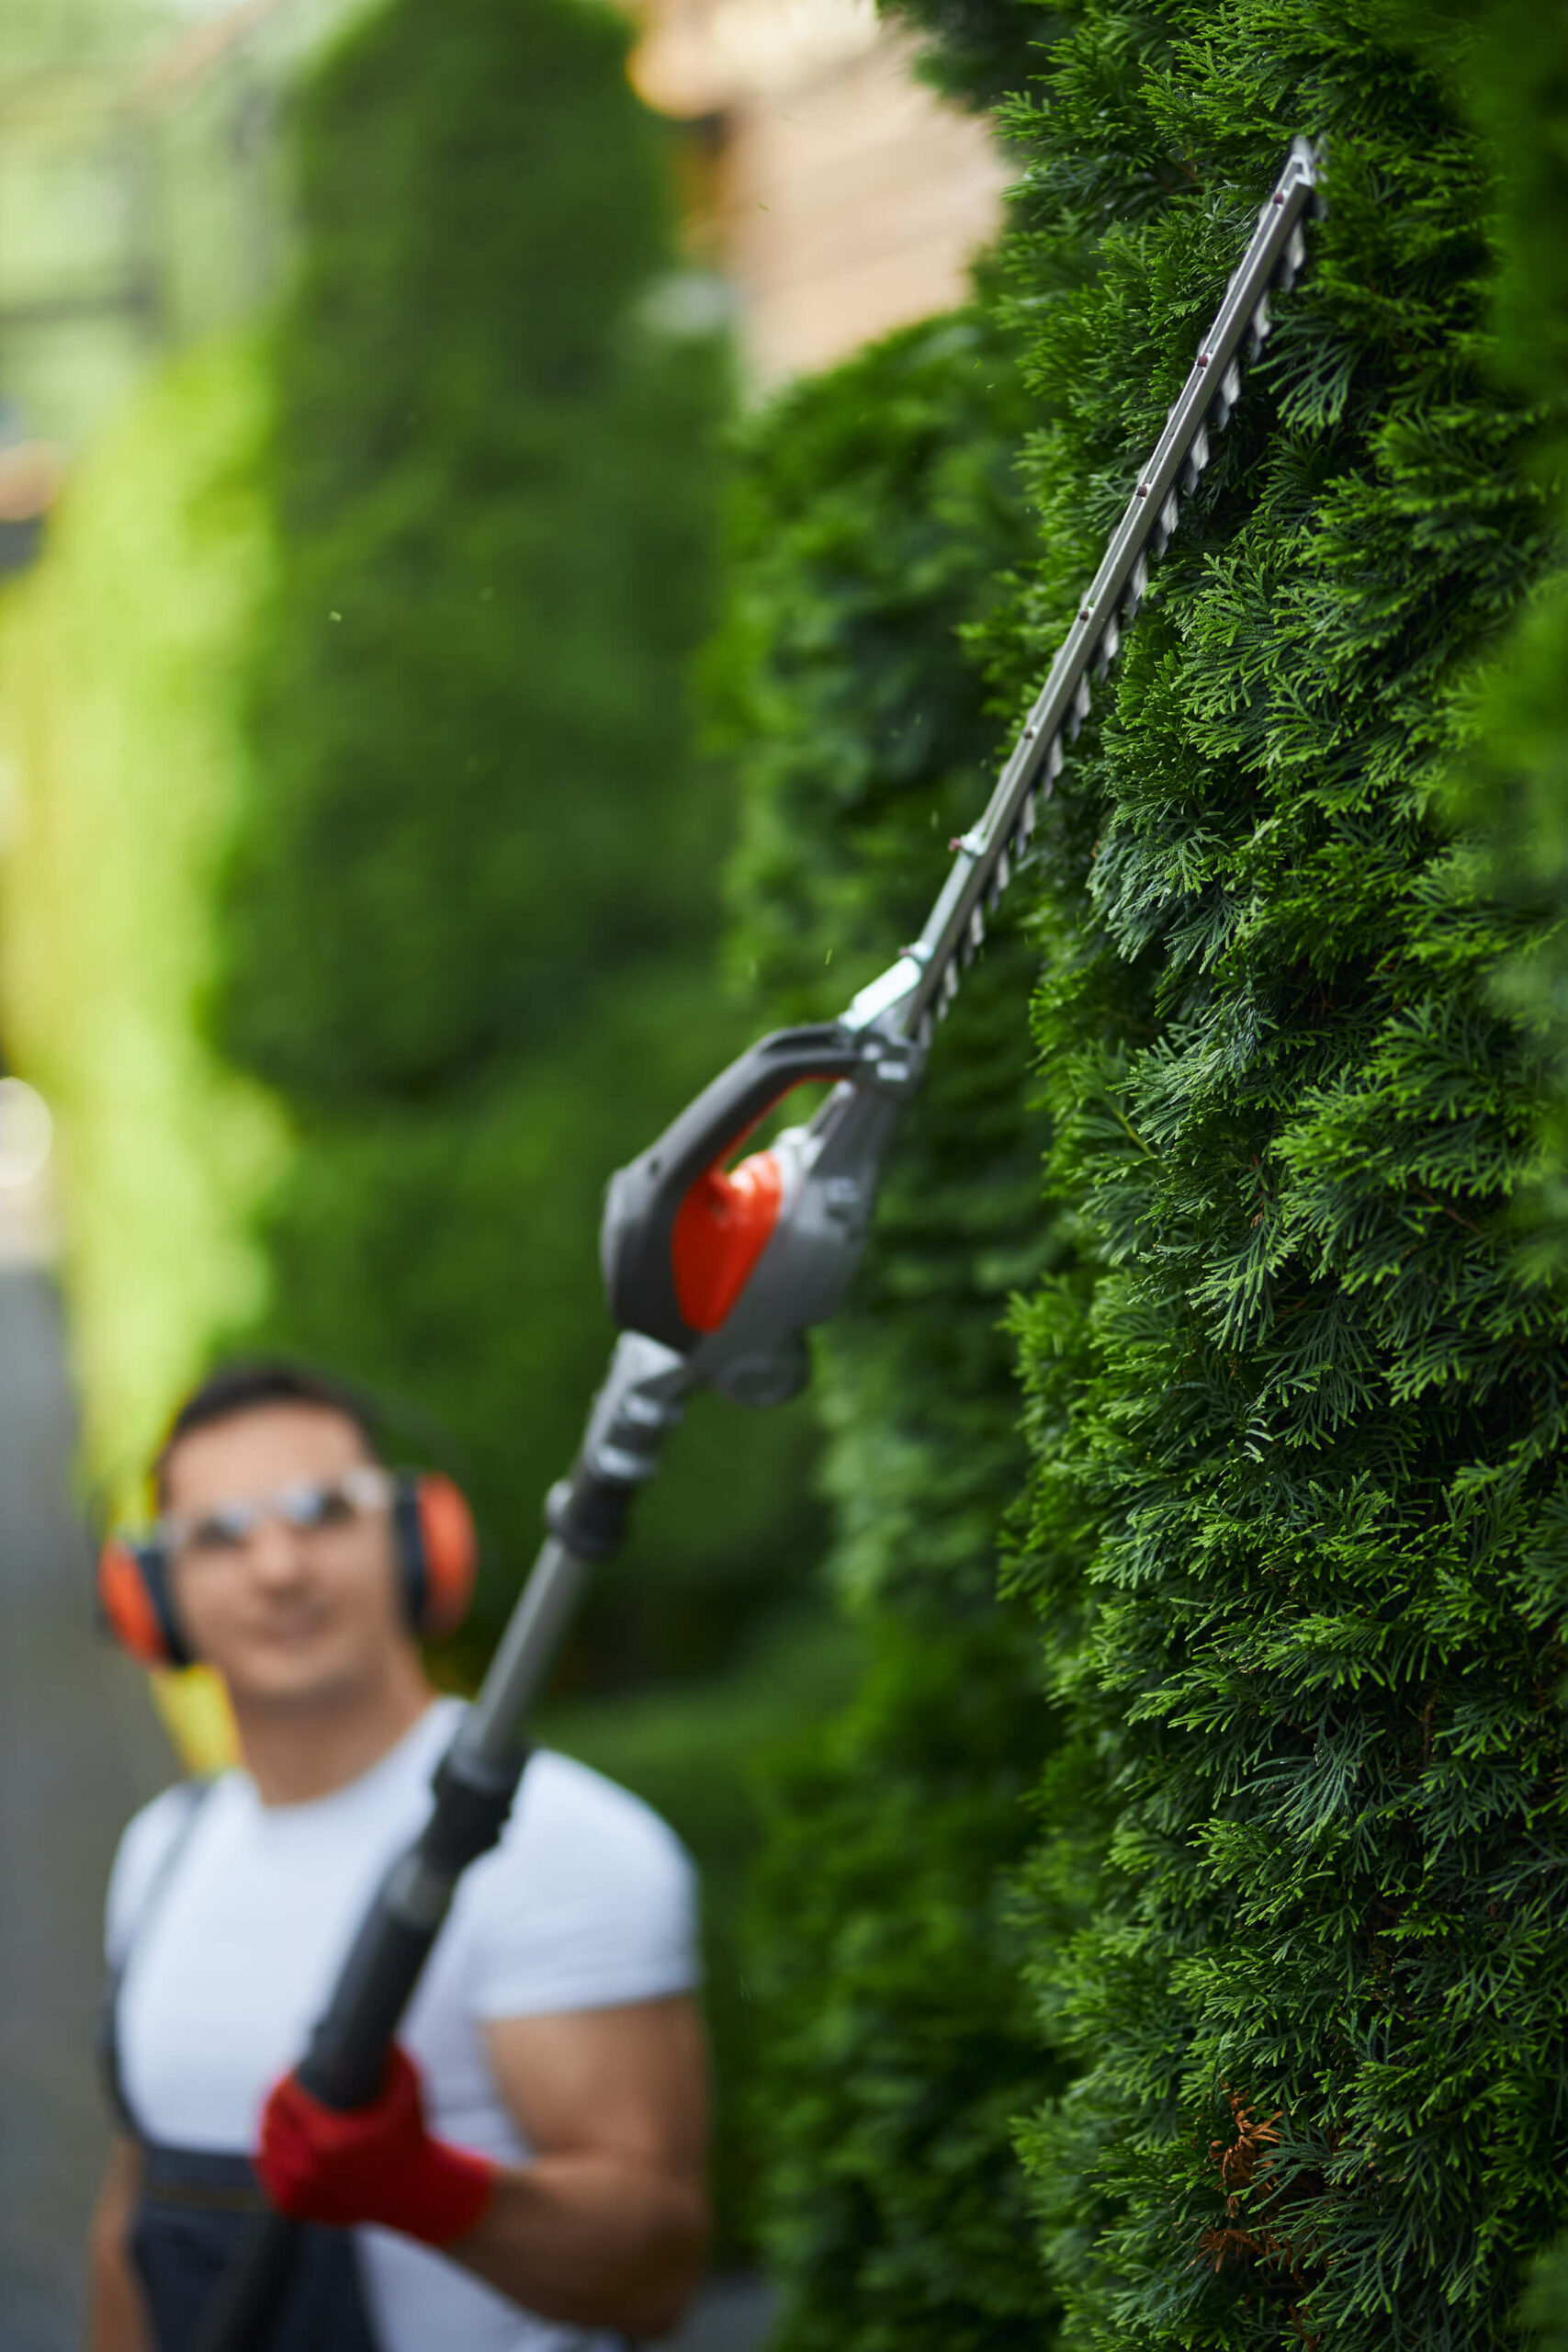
[671,1148,784,1334]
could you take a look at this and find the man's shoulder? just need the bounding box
[506,1748,692,1879]
[446,1748,700,2018]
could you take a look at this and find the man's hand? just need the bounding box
[259,1995,708,2337]
[258,2048,496,2246]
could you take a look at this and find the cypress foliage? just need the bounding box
[220,0,821,1685]
[878,0,1052,115]
[962,6,1568,2345]
[711,307,1069,2350]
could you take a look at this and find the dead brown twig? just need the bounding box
[1197,2086,1323,2349]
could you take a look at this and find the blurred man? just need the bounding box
[89,1362,708,2352]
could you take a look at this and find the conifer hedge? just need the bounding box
[977,6,1568,2346]
[214,0,837,2257]
[712,306,1067,2348]
[716,2,1568,2340]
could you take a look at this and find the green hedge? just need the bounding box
[219,0,823,1688]
[196,0,855,2263]
[978,7,1568,2346]
[710,304,1070,2348]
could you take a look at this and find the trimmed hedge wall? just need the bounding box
[985,8,1568,2346]
[711,304,1070,2348]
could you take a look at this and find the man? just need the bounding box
[89,1362,708,2352]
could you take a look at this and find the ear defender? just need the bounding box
[99,1471,478,1664]
[97,1537,194,1669]
[392,1473,479,1640]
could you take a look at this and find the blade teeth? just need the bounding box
[1181,420,1210,492]
[1276,221,1306,293]
[1211,357,1242,431]
[912,164,1314,1027]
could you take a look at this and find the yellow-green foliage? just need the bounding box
[0,341,285,1502]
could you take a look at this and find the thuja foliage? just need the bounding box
[878,0,1053,115]
[947,6,1568,2346]
[220,0,823,1684]
[710,306,1069,2348]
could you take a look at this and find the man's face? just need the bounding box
[162,1403,412,1713]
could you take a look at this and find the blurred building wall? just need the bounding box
[631,0,1007,387]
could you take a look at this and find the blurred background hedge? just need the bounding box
[220,0,826,1702]
[215,0,855,2261]
[0,0,836,2267]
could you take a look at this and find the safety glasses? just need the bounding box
[158,1464,396,1564]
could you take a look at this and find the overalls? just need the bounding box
[98,1781,379,2352]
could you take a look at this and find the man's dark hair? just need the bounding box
[155,1359,382,1506]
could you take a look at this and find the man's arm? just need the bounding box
[86,2136,152,2352]
[451,1992,710,2338]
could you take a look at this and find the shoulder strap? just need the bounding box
[96,1777,217,2136]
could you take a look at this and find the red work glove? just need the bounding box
[258,2045,497,2248]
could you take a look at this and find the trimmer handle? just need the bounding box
[602,1023,863,1352]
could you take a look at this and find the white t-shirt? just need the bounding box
[106,1697,699,2352]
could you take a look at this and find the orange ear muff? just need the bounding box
[98,1537,188,1668]
[411,1472,478,1638]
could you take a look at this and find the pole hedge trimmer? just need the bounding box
[197,135,1322,2352]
